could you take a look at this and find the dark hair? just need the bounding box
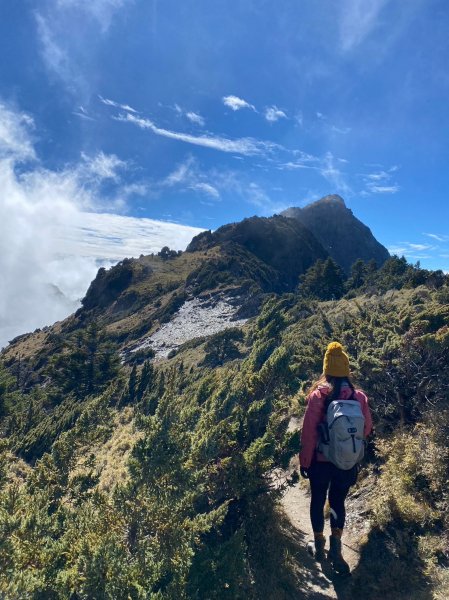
[306,373,359,410]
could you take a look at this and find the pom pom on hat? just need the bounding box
[323,342,350,377]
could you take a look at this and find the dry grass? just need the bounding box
[2,321,65,361]
[3,451,32,487]
[96,408,142,493]
[70,406,143,495]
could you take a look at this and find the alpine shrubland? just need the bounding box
[1,209,449,598]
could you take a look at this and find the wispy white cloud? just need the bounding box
[117,112,280,156]
[79,151,127,182]
[265,105,287,122]
[366,170,389,181]
[35,12,81,91]
[331,125,351,134]
[363,165,400,194]
[368,184,400,193]
[163,156,220,199]
[294,112,304,127]
[35,2,132,95]
[339,0,390,52]
[73,106,96,121]
[186,111,205,126]
[320,152,352,196]
[190,182,220,199]
[424,233,449,243]
[278,150,353,196]
[169,104,205,126]
[280,162,317,171]
[245,182,289,215]
[408,243,433,251]
[164,156,195,187]
[388,240,438,261]
[56,0,132,32]
[387,245,406,255]
[164,161,284,213]
[98,95,138,113]
[0,103,36,161]
[277,149,321,171]
[222,95,256,112]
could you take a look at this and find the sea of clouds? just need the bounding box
[0,102,203,349]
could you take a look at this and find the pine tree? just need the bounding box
[127,365,138,403]
[47,323,120,401]
[346,259,368,291]
[299,258,345,300]
[322,257,345,299]
[298,259,325,299]
[136,360,154,401]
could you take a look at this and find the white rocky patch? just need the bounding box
[133,295,247,358]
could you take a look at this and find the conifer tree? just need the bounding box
[299,257,345,300]
[48,323,120,401]
[127,364,138,403]
[322,257,345,299]
[136,360,154,402]
[346,258,368,291]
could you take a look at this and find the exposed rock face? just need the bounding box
[131,292,247,359]
[282,195,390,274]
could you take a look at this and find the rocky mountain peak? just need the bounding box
[281,195,390,274]
[306,194,346,208]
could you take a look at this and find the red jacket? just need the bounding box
[299,384,373,469]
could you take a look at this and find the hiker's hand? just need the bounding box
[300,467,309,479]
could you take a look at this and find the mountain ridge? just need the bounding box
[2,195,390,364]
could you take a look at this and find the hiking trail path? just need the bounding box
[278,417,369,599]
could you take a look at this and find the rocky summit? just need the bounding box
[282,194,390,274]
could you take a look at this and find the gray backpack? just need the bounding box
[318,399,365,470]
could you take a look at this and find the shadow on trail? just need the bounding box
[350,524,434,600]
[247,500,353,599]
[248,496,434,599]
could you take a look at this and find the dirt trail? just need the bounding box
[278,420,367,599]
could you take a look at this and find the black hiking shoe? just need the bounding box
[307,537,326,562]
[328,535,350,575]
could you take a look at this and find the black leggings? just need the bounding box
[308,462,358,532]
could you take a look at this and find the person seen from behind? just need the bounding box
[299,342,373,574]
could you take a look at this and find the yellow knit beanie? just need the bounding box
[323,342,350,377]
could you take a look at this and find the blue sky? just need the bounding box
[1,0,449,342]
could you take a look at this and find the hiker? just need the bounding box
[299,342,372,574]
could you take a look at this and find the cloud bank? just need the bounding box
[0,103,203,348]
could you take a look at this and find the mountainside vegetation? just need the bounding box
[1,203,449,599]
